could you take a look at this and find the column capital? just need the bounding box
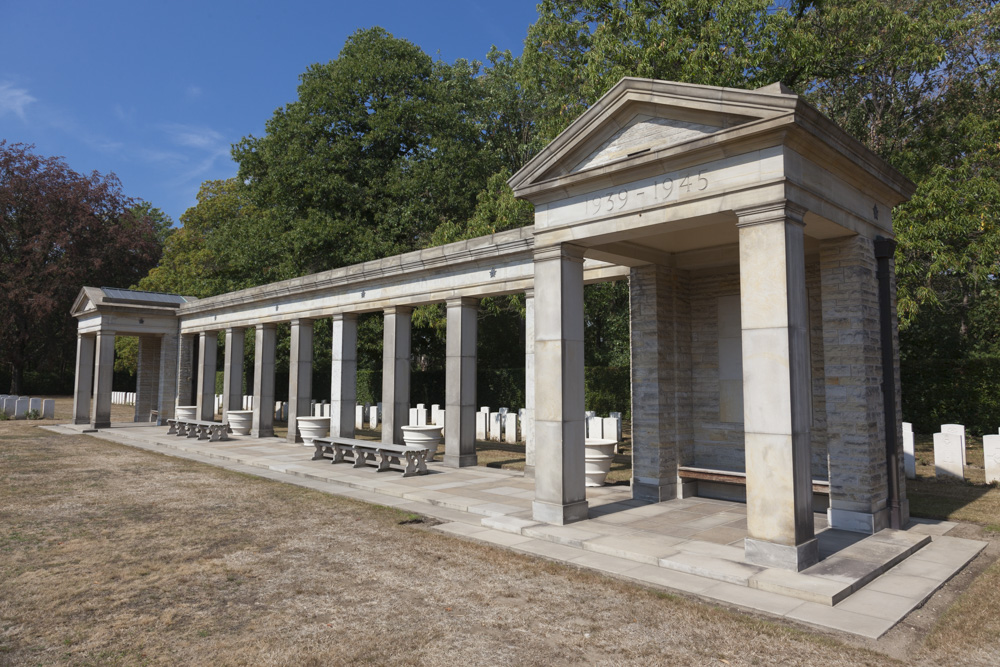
[384,305,413,316]
[331,312,358,323]
[735,201,807,228]
[255,322,278,331]
[446,297,480,308]
[533,243,586,264]
[290,317,314,327]
[524,288,534,299]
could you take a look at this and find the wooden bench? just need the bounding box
[312,436,429,477]
[678,466,830,495]
[166,418,231,442]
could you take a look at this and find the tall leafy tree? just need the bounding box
[0,142,162,393]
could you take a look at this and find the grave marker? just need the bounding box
[933,431,965,480]
[902,421,916,479]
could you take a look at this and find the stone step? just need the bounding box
[748,529,931,605]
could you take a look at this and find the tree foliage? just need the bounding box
[0,142,162,393]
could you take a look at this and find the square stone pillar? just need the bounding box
[90,330,115,429]
[820,235,891,533]
[176,333,196,409]
[73,334,95,425]
[251,323,277,438]
[222,328,245,421]
[629,262,692,502]
[737,203,818,571]
[531,244,588,525]
[287,319,314,443]
[444,297,478,467]
[331,313,358,438]
[157,331,179,424]
[382,306,412,445]
[197,331,218,421]
[135,336,161,422]
[523,290,536,476]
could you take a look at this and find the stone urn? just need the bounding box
[296,416,330,446]
[584,438,617,487]
[401,425,443,462]
[226,410,254,436]
[175,405,197,421]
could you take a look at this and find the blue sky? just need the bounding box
[0,0,541,225]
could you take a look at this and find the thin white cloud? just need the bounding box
[157,123,233,185]
[0,82,37,120]
[186,85,202,99]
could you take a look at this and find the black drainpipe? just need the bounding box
[874,237,902,530]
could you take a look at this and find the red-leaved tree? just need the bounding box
[0,141,163,394]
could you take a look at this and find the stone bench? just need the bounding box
[312,436,428,477]
[166,418,231,442]
[678,466,830,495]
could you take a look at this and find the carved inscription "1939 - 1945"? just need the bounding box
[586,170,709,216]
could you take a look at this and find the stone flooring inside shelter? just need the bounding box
[48,422,987,640]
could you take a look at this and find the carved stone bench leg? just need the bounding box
[352,446,368,468]
[197,424,211,441]
[400,451,417,477]
[175,422,188,437]
[312,443,326,461]
[413,450,428,474]
[166,420,177,435]
[376,451,392,472]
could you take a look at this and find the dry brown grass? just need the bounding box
[0,416,907,667]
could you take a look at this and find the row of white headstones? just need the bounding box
[903,422,1000,483]
[0,395,56,419]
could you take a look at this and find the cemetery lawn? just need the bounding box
[0,405,994,665]
[909,434,1000,528]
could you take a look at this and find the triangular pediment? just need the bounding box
[70,287,101,316]
[509,77,800,201]
[571,114,723,173]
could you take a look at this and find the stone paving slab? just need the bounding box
[51,424,988,640]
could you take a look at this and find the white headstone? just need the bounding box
[475,411,487,440]
[941,424,967,467]
[14,397,28,419]
[29,398,41,413]
[489,412,502,441]
[587,415,603,439]
[416,403,425,411]
[416,408,428,426]
[323,404,330,417]
[933,431,965,480]
[480,406,490,414]
[902,421,916,479]
[408,407,418,427]
[603,417,620,443]
[499,407,509,417]
[983,435,1000,485]
[3,397,15,415]
[357,405,365,430]
[369,405,378,429]
[504,413,518,444]
[42,399,55,419]
[431,404,440,423]
[585,410,596,419]
[435,408,445,430]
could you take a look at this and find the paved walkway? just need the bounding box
[49,423,987,640]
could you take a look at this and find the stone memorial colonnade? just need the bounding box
[72,78,915,573]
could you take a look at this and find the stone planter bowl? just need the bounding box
[584,438,617,487]
[401,425,443,462]
[175,405,197,421]
[227,410,254,436]
[297,416,330,446]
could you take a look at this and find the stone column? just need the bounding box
[176,333,196,409]
[820,235,895,533]
[251,323,277,438]
[531,244,588,525]
[382,306,412,445]
[197,331,218,421]
[135,336,161,422]
[222,327,245,422]
[157,331,179,424]
[90,330,115,429]
[629,261,692,502]
[444,297,478,467]
[737,203,817,571]
[287,319,314,443]
[331,314,358,438]
[73,334,95,425]
[523,290,536,476]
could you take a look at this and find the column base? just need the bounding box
[532,499,589,525]
[523,464,535,479]
[632,479,678,502]
[898,498,911,528]
[91,421,110,430]
[73,417,89,425]
[443,453,478,468]
[250,428,274,438]
[827,507,890,534]
[745,537,819,571]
